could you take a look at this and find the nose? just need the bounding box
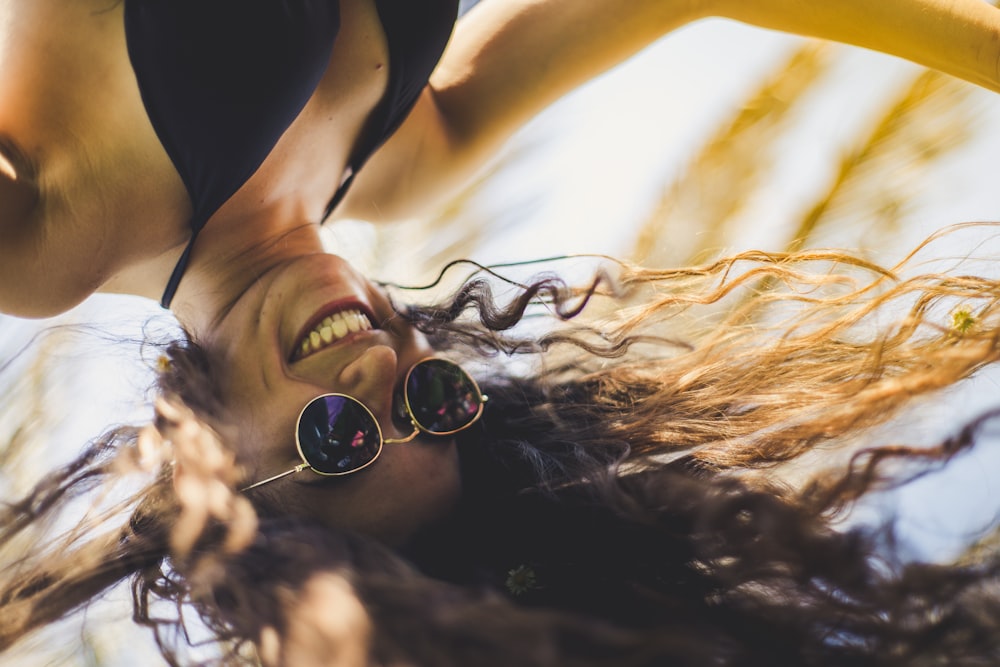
[335,345,409,439]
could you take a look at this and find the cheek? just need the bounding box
[234,410,299,480]
[294,438,461,546]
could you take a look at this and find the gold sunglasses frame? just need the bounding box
[242,358,485,491]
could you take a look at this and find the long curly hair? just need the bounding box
[4,227,1000,665]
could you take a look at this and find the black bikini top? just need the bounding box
[124,0,459,307]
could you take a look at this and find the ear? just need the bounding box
[155,397,258,557]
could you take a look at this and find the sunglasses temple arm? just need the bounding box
[241,463,310,492]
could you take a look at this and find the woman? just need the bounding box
[1,0,999,321]
[4,0,1000,662]
[10,0,997,545]
[4,228,1000,665]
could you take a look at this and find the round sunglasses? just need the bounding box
[242,358,486,491]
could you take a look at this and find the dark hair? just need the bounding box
[4,235,1000,665]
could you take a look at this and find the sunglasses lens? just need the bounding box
[405,359,483,434]
[297,395,382,474]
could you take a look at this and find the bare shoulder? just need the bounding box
[0,0,191,317]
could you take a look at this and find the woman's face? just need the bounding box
[192,253,463,546]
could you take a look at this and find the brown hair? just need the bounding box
[4,227,1000,665]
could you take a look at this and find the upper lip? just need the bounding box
[289,299,378,363]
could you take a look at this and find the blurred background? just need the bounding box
[4,5,1000,665]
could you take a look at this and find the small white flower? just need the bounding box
[505,565,538,596]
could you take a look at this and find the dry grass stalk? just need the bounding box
[739,70,979,321]
[632,42,833,269]
[784,70,976,255]
[0,330,68,484]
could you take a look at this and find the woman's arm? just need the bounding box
[715,0,1000,93]
[335,0,710,222]
[336,0,1000,223]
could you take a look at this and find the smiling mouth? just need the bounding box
[293,308,375,361]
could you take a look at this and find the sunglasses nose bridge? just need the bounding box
[383,422,420,445]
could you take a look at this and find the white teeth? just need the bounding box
[332,316,348,339]
[295,309,373,359]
